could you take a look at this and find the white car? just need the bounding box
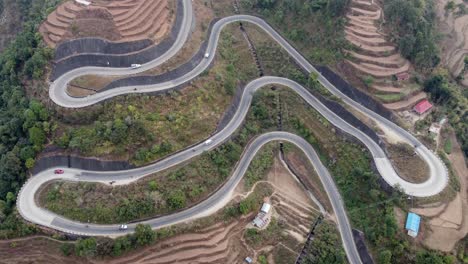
[204,53,210,58]
[130,64,141,69]
[119,224,128,230]
[204,139,212,145]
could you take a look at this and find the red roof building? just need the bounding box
[413,99,433,115]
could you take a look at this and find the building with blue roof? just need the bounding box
[405,212,421,237]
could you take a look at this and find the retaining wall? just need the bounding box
[315,66,395,121]
[50,0,185,80]
[33,155,134,174]
[54,38,153,61]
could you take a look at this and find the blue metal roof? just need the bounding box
[405,212,421,234]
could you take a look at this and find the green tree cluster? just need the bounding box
[424,74,467,156]
[384,0,440,70]
[0,0,59,239]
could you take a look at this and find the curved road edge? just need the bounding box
[18,132,362,264]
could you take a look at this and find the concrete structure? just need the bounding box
[75,0,90,6]
[413,99,433,115]
[405,212,421,237]
[253,212,269,228]
[261,203,271,213]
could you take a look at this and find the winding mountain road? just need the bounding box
[17,1,449,264]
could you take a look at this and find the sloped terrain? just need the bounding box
[436,0,468,86]
[39,0,172,47]
[345,0,426,110]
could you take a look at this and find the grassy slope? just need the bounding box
[51,24,258,166]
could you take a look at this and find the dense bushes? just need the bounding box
[301,222,346,264]
[384,0,440,70]
[241,0,351,65]
[0,0,60,238]
[424,73,468,156]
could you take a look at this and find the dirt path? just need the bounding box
[419,132,467,251]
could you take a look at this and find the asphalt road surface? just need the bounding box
[17,3,450,264]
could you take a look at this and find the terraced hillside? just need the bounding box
[39,0,172,47]
[436,0,468,86]
[345,0,427,110]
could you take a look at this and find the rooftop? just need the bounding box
[413,99,433,114]
[405,212,421,237]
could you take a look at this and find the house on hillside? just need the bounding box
[395,72,410,82]
[253,203,272,228]
[413,99,433,115]
[405,212,421,237]
[75,0,91,6]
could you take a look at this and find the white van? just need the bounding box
[204,53,210,58]
[204,139,212,145]
[131,64,142,69]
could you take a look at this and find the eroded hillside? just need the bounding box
[40,0,174,47]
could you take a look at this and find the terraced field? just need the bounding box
[39,0,172,47]
[345,0,427,110]
[436,0,468,86]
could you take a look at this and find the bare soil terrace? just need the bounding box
[40,0,175,47]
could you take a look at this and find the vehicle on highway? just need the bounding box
[131,64,142,69]
[204,53,210,58]
[54,169,64,174]
[204,139,212,145]
[119,224,128,230]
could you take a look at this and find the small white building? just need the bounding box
[75,0,91,6]
[261,203,271,213]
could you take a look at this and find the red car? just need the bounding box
[54,169,64,174]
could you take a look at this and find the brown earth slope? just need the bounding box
[39,0,173,47]
[344,0,426,110]
[436,0,468,86]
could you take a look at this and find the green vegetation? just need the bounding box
[63,224,157,258]
[244,218,284,247]
[375,93,405,103]
[241,0,351,65]
[54,28,257,165]
[424,73,467,156]
[0,0,60,239]
[444,138,452,154]
[41,141,276,224]
[301,222,346,264]
[384,0,440,70]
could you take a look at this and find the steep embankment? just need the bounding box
[39,0,172,47]
[436,0,468,86]
[344,0,426,110]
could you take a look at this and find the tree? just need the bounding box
[113,235,131,256]
[75,238,97,257]
[25,158,35,169]
[167,190,186,209]
[134,224,155,246]
[28,126,46,148]
[379,249,392,264]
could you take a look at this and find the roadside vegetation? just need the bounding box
[0,0,60,239]
[41,143,276,224]
[58,182,275,259]
[423,71,468,157]
[239,0,351,65]
[384,0,440,71]
[52,25,257,166]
